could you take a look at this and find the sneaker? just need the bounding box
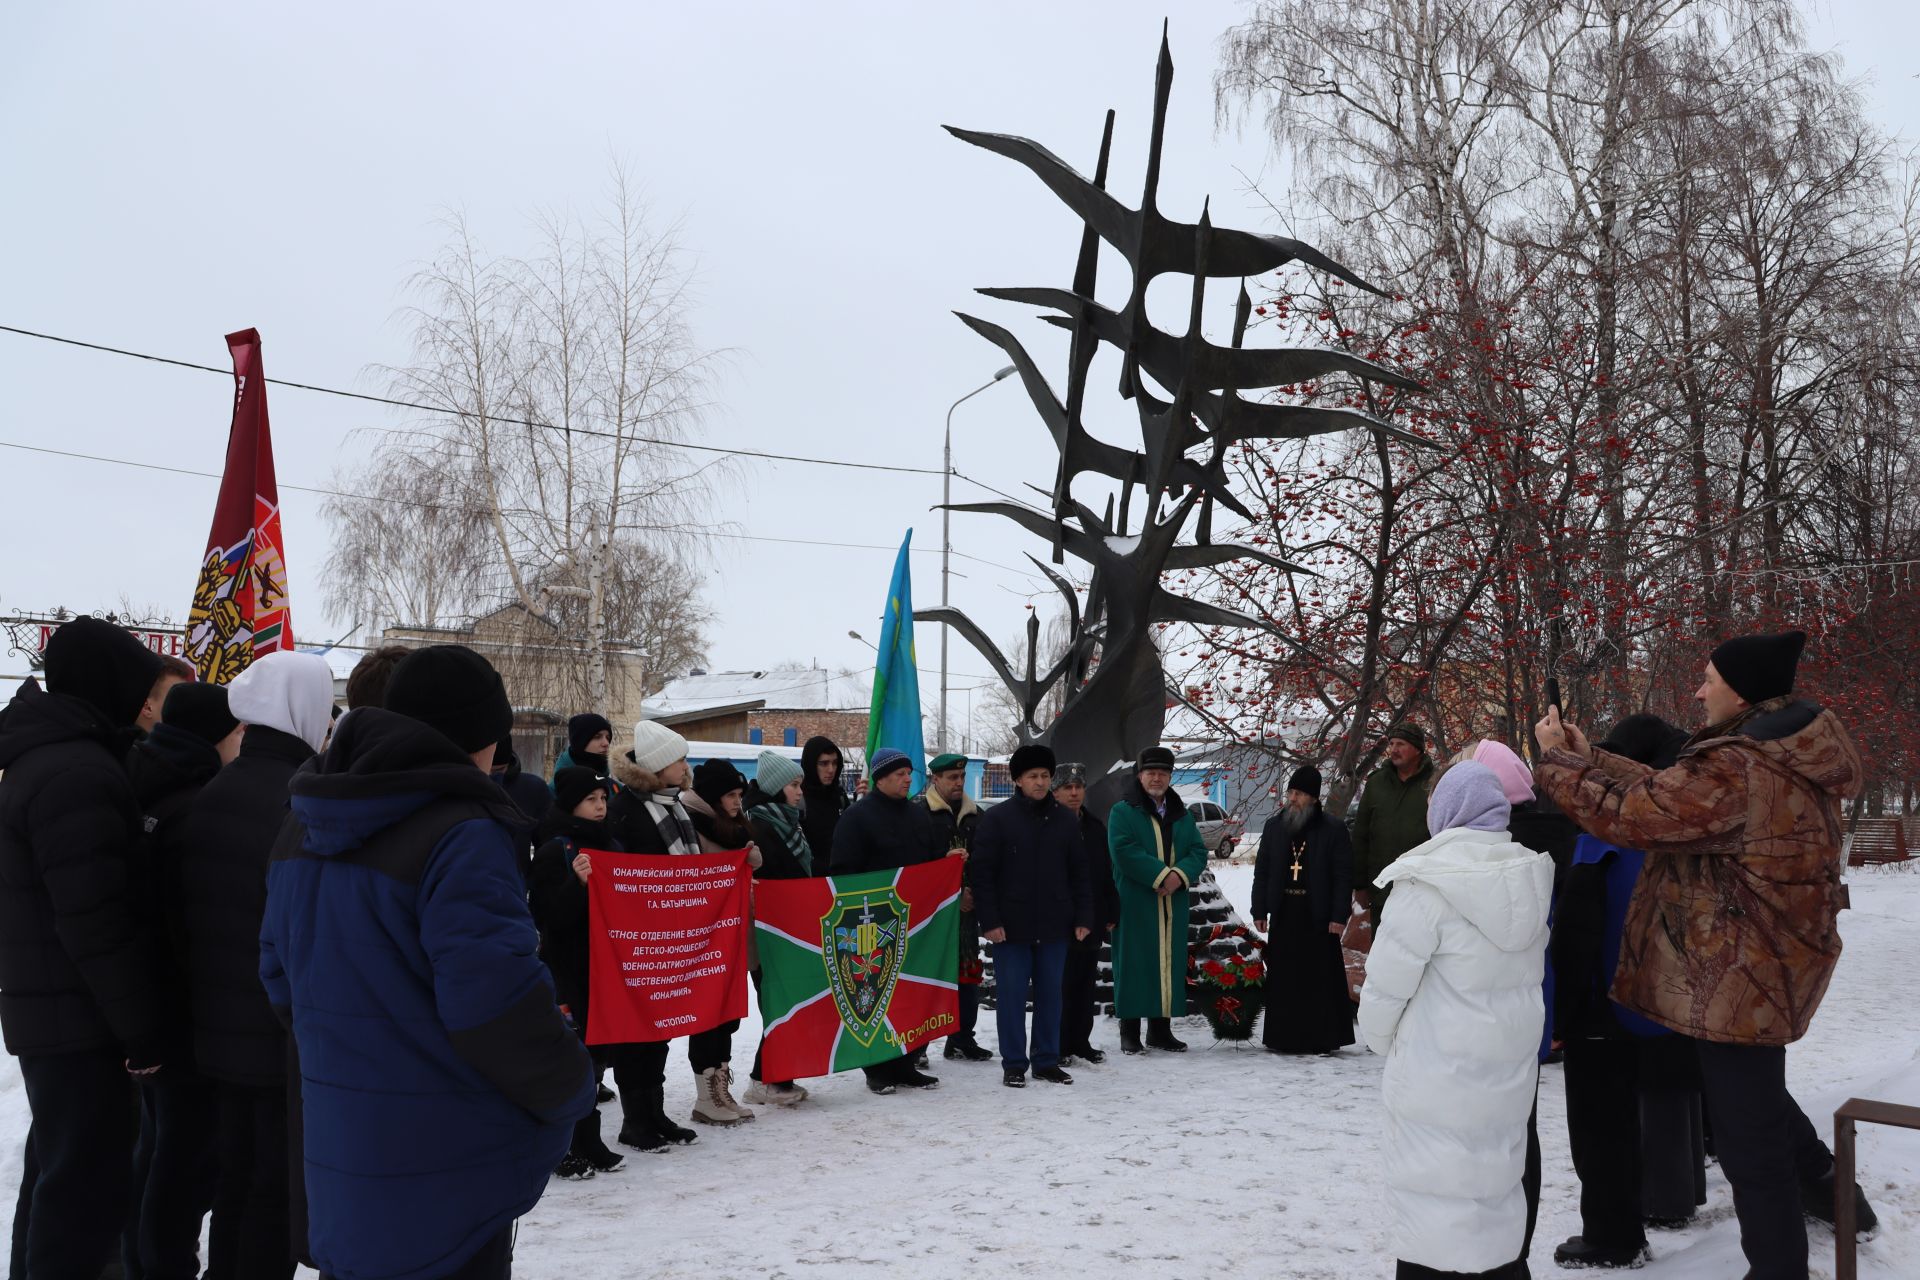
[943,1036,995,1062]
[743,1080,808,1107]
[867,1079,897,1096]
[692,1067,747,1126]
[616,1125,667,1155]
[1801,1163,1879,1236]
[1551,1236,1648,1268]
[1076,1046,1107,1064]
[1003,1069,1027,1087]
[1034,1065,1074,1085]
[585,1147,625,1174]
[553,1154,596,1180]
[896,1067,941,1089]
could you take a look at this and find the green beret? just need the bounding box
[928,752,969,775]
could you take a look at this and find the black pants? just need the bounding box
[862,1054,917,1086]
[1059,930,1103,1052]
[955,983,981,1040]
[1693,1040,1832,1280]
[207,1082,296,1280]
[609,1041,670,1135]
[1638,1035,1706,1220]
[14,1047,137,1280]
[1563,1037,1647,1249]
[322,1225,511,1280]
[686,1022,737,1073]
[1520,1080,1540,1270]
[128,1069,219,1280]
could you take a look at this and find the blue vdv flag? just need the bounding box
[864,530,926,792]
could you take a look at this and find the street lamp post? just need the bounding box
[941,366,1015,755]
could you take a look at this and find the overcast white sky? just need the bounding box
[3,2,1915,734]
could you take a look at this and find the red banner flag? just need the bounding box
[584,850,751,1045]
[184,328,294,685]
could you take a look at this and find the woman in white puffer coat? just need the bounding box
[1359,759,1555,1280]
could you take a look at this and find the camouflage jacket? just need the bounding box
[1537,697,1860,1047]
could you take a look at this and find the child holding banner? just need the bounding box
[741,752,815,1107]
[681,760,763,1127]
[529,768,629,1180]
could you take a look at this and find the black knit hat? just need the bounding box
[1600,713,1689,770]
[1287,765,1323,800]
[1136,746,1175,772]
[693,758,748,810]
[41,616,169,726]
[553,766,610,814]
[1710,630,1807,706]
[384,645,514,753]
[1008,743,1056,779]
[568,712,613,756]
[162,681,238,747]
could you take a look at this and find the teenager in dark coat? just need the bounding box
[1051,764,1119,1062]
[741,752,817,1106]
[916,753,990,1062]
[123,681,242,1280]
[259,648,592,1280]
[799,734,856,863]
[176,651,334,1280]
[1549,714,1704,1268]
[491,736,555,879]
[830,748,947,1093]
[527,769,628,1178]
[0,617,167,1280]
[969,745,1092,1086]
[1252,767,1355,1055]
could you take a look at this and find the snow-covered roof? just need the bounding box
[643,667,870,719]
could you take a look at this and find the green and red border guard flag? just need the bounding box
[184,329,294,685]
[754,857,962,1080]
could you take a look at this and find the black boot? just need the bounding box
[1551,1236,1648,1268]
[1144,1018,1187,1052]
[1119,1020,1145,1055]
[1801,1160,1879,1236]
[943,1035,994,1062]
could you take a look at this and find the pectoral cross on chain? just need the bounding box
[1290,842,1306,882]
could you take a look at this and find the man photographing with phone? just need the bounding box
[1533,630,1877,1280]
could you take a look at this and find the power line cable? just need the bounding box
[0,322,1013,498]
[0,437,1046,579]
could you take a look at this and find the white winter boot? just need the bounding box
[742,1078,808,1107]
[716,1064,755,1122]
[692,1067,745,1126]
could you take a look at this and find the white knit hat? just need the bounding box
[630,719,690,774]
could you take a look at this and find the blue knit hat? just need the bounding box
[869,747,913,782]
[755,750,803,795]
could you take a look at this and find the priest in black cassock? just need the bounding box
[1251,766,1356,1055]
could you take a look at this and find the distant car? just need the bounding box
[1189,801,1243,857]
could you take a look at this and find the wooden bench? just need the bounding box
[1835,1097,1920,1278]
[1846,817,1915,867]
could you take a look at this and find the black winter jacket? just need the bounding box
[527,814,622,1018]
[178,723,313,1087]
[1073,807,1121,931]
[0,680,162,1059]
[1250,805,1355,930]
[969,792,1093,944]
[829,790,942,874]
[495,750,555,878]
[126,724,224,1065]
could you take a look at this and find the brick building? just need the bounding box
[642,666,869,750]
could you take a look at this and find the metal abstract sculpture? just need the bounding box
[927,26,1421,794]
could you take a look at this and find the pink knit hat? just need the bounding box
[1465,739,1535,806]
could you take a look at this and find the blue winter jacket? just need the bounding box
[261,709,594,1280]
[1571,833,1667,1038]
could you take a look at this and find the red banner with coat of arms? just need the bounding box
[184,328,294,685]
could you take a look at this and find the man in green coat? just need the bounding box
[1349,721,1436,922]
[1108,746,1210,1055]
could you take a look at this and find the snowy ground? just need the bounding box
[3,865,1917,1279]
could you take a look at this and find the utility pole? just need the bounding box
[941,365,1015,754]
